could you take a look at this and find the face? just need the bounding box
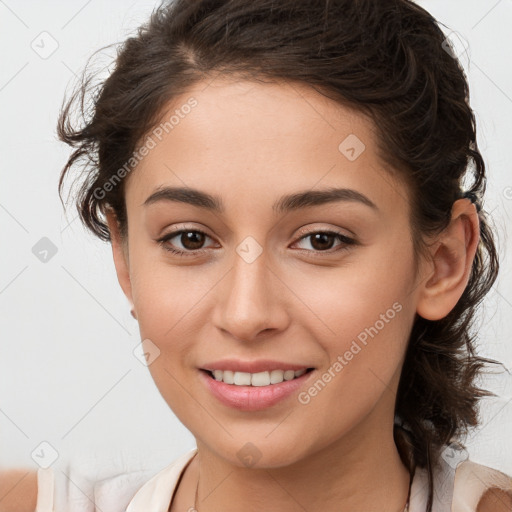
[114,77,424,468]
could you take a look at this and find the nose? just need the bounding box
[212,248,290,342]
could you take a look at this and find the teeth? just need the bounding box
[251,371,270,386]
[210,368,308,386]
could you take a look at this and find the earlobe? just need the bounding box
[416,199,480,321]
[105,209,135,316]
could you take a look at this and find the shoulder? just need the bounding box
[35,455,161,512]
[452,459,512,512]
[0,469,38,512]
[477,487,512,512]
[35,448,197,512]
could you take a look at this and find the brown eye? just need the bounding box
[293,230,356,254]
[157,229,215,256]
[179,231,206,250]
[308,232,337,251]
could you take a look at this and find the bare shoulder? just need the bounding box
[453,459,512,512]
[0,469,38,512]
[477,487,512,512]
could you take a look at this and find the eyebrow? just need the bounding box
[143,186,378,213]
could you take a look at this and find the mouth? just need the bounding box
[197,357,318,411]
[199,366,316,411]
[200,368,315,386]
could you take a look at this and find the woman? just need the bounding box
[2,1,511,511]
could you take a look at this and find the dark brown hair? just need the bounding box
[57,1,503,510]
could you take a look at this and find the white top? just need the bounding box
[35,445,512,512]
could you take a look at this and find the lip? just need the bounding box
[200,359,312,373]
[199,367,315,411]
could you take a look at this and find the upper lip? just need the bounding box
[201,359,313,373]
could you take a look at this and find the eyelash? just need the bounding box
[156,228,357,258]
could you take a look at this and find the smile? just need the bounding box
[205,368,312,386]
[199,367,316,411]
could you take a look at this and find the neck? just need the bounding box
[172,416,411,512]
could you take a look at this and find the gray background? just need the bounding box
[1,0,511,478]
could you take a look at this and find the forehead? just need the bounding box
[126,77,409,219]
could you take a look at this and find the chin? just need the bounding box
[198,432,313,469]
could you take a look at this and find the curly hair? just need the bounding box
[57,1,502,510]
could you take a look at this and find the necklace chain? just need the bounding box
[193,469,199,511]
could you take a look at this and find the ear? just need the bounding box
[105,208,135,318]
[416,198,480,321]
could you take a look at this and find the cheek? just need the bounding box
[128,240,214,339]
[128,256,205,412]
[289,238,416,372]
[291,268,414,436]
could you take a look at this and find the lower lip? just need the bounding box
[199,369,314,411]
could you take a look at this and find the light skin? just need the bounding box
[105,77,479,512]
